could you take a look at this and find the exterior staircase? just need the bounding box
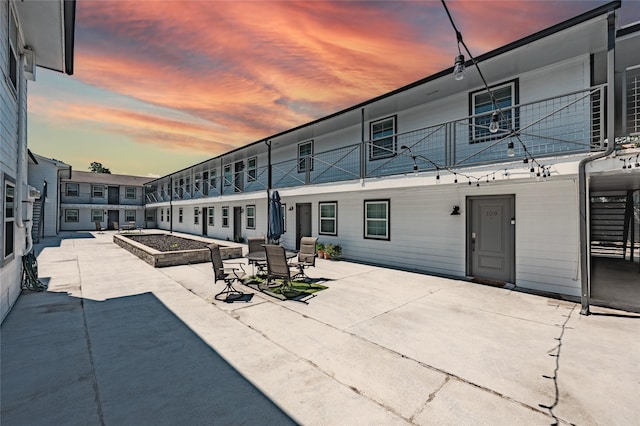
[31,198,44,244]
[590,190,638,260]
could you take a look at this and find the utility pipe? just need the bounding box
[16,53,34,255]
[578,10,617,315]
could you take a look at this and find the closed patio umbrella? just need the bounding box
[268,190,284,243]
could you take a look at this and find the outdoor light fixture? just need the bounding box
[436,168,441,183]
[489,111,500,133]
[453,54,465,80]
[450,206,460,215]
[507,141,515,157]
[530,166,536,178]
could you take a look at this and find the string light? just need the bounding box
[489,112,500,134]
[507,140,515,157]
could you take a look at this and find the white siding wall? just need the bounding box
[165,199,269,242]
[28,159,62,236]
[274,177,581,297]
[1,1,27,322]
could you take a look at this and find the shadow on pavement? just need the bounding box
[1,289,296,425]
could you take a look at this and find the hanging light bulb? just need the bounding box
[453,54,465,81]
[413,163,418,172]
[507,141,515,157]
[454,173,458,184]
[489,111,500,133]
[529,166,536,178]
[436,169,441,184]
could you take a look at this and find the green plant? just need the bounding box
[326,244,341,257]
[316,242,325,252]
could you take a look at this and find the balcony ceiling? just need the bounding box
[14,0,75,74]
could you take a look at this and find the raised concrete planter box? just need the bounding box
[114,233,243,268]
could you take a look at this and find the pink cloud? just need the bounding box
[47,0,613,162]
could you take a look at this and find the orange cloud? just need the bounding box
[40,0,613,166]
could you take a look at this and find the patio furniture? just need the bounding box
[208,243,246,301]
[112,222,119,233]
[291,237,318,281]
[263,244,296,290]
[94,221,105,234]
[247,236,267,275]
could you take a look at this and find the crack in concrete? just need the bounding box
[76,255,105,426]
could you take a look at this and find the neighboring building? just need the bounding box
[27,152,72,242]
[1,0,75,322]
[59,171,152,231]
[146,1,639,312]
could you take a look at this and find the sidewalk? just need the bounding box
[2,231,639,425]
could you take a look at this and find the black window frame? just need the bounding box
[246,205,256,229]
[3,175,16,263]
[369,116,397,161]
[468,79,519,144]
[298,141,314,173]
[318,201,338,236]
[65,209,79,223]
[363,199,390,241]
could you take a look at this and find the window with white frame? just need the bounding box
[194,173,201,194]
[208,207,214,226]
[626,66,640,135]
[146,211,155,222]
[92,185,104,198]
[298,141,314,172]
[3,178,16,261]
[125,187,136,199]
[8,5,18,90]
[246,205,255,229]
[125,210,136,222]
[65,209,79,223]
[209,169,217,190]
[194,208,199,224]
[223,165,231,187]
[91,209,103,222]
[369,116,396,160]
[247,157,257,181]
[364,199,390,240]
[470,80,518,142]
[185,177,191,195]
[319,202,337,236]
[178,208,183,223]
[222,206,229,227]
[66,183,79,196]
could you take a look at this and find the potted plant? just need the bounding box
[323,243,333,259]
[316,241,325,258]
[329,244,342,260]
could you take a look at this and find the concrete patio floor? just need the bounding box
[2,231,639,425]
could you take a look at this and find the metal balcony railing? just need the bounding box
[146,85,605,204]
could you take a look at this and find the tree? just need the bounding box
[89,162,111,174]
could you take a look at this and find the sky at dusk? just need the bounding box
[27,0,640,177]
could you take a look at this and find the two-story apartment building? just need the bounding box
[60,171,153,231]
[1,0,75,322]
[27,152,72,242]
[145,2,639,312]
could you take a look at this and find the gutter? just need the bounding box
[578,10,617,315]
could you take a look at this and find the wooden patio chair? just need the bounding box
[208,243,246,301]
[264,244,295,290]
[291,236,318,281]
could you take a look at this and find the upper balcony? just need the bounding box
[146,84,605,204]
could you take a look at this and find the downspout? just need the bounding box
[579,10,617,315]
[16,53,33,255]
[169,176,173,233]
[265,140,272,234]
